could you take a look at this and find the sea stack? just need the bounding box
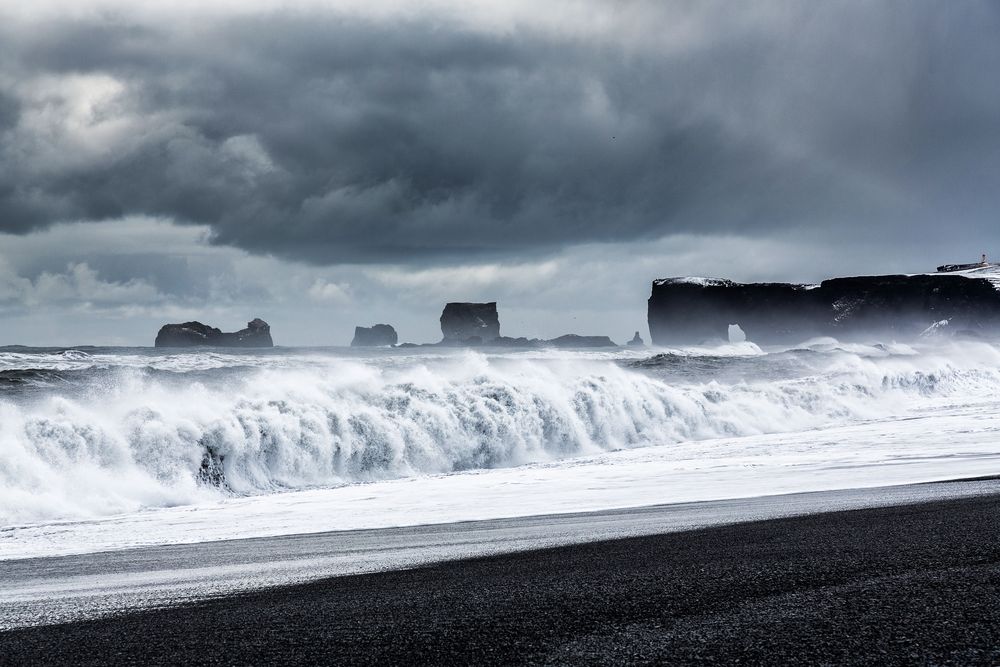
[351,324,398,347]
[647,273,1000,345]
[154,318,274,347]
[440,302,500,344]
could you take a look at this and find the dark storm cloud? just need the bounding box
[0,91,19,132]
[1,2,999,263]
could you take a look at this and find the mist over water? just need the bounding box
[2,339,1000,526]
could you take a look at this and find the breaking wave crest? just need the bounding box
[2,344,1000,524]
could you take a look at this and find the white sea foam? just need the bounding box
[2,341,1000,530]
[4,404,1000,560]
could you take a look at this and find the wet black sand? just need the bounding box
[3,493,999,665]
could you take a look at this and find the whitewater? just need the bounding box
[3,338,1000,560]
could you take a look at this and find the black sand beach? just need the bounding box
[3,493,999,665]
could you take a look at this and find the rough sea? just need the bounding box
[3,337,1000,559]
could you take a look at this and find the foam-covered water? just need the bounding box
[2,339,1000,531]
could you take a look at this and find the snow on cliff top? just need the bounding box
[914,264,1000,290]
[653,277,734,287]
[656,266,1000,291]
[653,277,819,289]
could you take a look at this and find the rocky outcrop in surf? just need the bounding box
[440,302,501,344]
[154,318,274,347]
[351,324,398,347]
[406,334,616,348]
[433,301,616,347]
[648,274,1000,345]
[546,334,617,348]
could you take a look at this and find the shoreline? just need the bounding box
[1,478,998,632]
[2,490,999,664]
[8,430,1000,561]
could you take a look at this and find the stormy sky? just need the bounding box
[1,0,998,345]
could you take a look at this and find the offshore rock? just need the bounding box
[627,331,645,346]
[546,334,617,348]
[439,334,616,348]
[493,336,542,347]
[648,274,1000,345]
[440,302,500,343]
[351,324,398,347]
[154,318,274,347]
[438,335,484,347]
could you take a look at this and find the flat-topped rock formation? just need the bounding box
[154,318,274,348]
[648,273,1000,345]
[440,302,500,344]
[351,324,398,347]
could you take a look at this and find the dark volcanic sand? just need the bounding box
[3,495,1000,666]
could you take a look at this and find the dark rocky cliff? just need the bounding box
[155,318,274,347]
[648,274,1000,345]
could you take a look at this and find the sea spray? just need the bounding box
[2,342,1000,524]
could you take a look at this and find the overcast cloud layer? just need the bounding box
[0,1,998,344]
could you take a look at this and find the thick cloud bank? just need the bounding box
[1,1,998,264]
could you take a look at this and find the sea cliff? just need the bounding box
[648,273,1000,345]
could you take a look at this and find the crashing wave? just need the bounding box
[2,344,1000,525]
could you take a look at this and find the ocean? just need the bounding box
[2,338,1000,559]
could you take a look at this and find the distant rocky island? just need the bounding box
[440,302,501,344]
[152,305,617,349]
[154,318,274,347]
[436,302,615,347]
[150,268,1000,350]
[351,324,398,347]
[393,302,616,348]
[648,271,1000,345]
